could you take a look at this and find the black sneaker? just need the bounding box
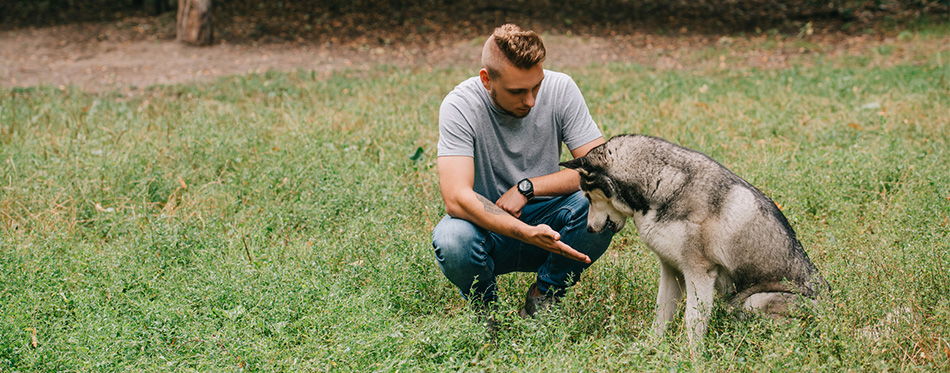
[519,283,561,318]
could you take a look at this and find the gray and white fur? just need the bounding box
[560,135,827,348]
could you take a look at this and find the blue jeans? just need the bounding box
[432,191,614,304]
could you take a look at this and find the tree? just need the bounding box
[177,0,212,46]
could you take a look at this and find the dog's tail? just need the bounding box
[730,282,798,306]
[729,277,826,307]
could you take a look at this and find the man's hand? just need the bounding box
[495,185,528,218]
[515,224,591,264]
[496,184,590,263]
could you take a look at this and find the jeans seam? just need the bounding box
[544,205,579,231]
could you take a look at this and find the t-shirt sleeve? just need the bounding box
[437,94,475,157]
[556,75,603,151]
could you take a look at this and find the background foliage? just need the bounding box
[2,0,947,38]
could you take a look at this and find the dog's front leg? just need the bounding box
[683,268,716,350]
[652,260,684,340]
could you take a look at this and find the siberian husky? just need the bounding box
[560,135,827,348]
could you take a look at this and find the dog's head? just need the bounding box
[560,146,629,234]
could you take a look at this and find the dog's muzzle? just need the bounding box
[588,216,621,234]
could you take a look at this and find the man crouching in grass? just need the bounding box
[431,23,614,331]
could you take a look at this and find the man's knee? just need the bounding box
[563,190,591,218]
[432,216,485,268]
[432,216,497,300]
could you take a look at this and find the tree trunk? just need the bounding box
[177,0,212,46]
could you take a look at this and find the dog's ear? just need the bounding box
[560,157,592,177]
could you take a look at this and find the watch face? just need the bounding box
[518,179,531,191]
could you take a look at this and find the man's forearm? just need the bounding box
[445,189,589,263]
[526,169,581,197]
[447,191,532,241]
[442,185,590,263]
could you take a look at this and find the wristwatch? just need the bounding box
[517,178,535,201]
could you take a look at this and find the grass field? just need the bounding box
[2,28,949,371]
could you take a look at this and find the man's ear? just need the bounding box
[559,157,591,177]
[479,68,491,91]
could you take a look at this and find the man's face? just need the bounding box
[480,63,544,118]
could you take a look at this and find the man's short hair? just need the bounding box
[482,24,546,79]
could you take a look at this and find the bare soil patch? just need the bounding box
[1,16,946,93]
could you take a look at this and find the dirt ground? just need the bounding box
[1,17,946,93]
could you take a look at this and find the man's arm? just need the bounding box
[437,156,591,263]
[568,137,606,158]
[495,137,606,216]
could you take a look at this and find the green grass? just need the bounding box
[1,32,949,370]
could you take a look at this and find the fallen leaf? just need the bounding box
[847,122,863,130]
[94,203,115,213]
[25,327,38,348]
[178,176,187,189]
[695,102,709,109]
[163,194,177,215]
[409,147,424,161]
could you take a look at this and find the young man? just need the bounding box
[432,24,614,319]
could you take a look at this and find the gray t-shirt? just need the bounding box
[438,70,602,202]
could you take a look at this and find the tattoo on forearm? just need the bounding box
[477,194,507,215]
[511,228,526,240]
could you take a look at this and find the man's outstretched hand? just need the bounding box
[518,224,591,264]
[495,189,590,264]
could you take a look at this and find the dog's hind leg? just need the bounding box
[683,268,717,350]
[652,260,684,340]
